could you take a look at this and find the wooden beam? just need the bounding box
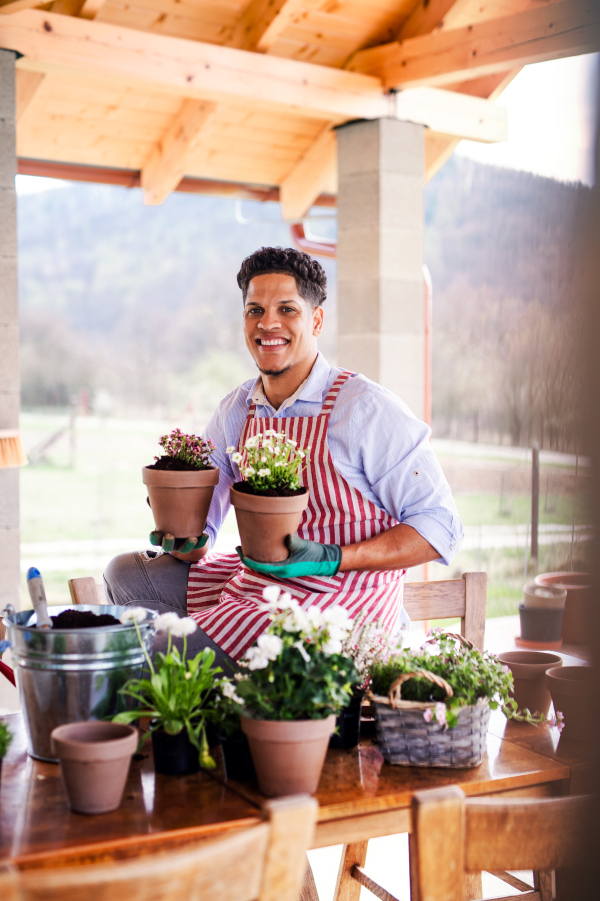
[224,0,304,53]
[394,87,507,142]
[349,0,600,89]
[396,0,472,40]
[280,125,336,221]
[15,68,44,123]
[79,0,107,19]
[0,0,45,14]
[142,99,217,205]
[0,10,390,122]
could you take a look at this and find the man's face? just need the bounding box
[243,273,323,377]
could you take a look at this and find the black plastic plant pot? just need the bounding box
[205,720,221,749]
[151,726,200,776]
[329,691,365,750]
[518,604,564,643]
[219,730,256,781]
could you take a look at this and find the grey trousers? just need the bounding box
[103,550,237,674]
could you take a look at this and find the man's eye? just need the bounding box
[246,308,262,315]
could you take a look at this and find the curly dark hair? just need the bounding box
[237,247,327,308]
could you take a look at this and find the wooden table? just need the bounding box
[1,710,571,873]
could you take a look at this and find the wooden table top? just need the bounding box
[1,710,571,864]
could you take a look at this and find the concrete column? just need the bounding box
[336,118,425,419]
[0,50,21,610]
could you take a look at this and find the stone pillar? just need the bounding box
[0,50,21,610]
[336,118,425,419]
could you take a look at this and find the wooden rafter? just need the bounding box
[0,0,45,14]
[15,68,44,123]
[280,125,337,221]
[349,0,600,88]
[79,0,107,20]
[142,99,218,205]
[224,0,305,53]
[395,0,472,40]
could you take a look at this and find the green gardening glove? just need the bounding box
[150,531,209,554]
[237,534,341,578]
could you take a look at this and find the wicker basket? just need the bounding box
[369,667,491,769]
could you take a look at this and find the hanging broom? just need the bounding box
[0,429,28,468]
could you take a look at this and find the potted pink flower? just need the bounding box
[143,429,219,546]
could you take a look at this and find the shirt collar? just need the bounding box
[247,351,331,412]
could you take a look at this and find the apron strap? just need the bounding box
[319,370,354,417]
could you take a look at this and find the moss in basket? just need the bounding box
[0,720,13,759]
[369,629,562,730]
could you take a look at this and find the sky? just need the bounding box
[456,52,599,185]
[15,52,599,195]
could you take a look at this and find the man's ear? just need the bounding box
[313,305,324,336]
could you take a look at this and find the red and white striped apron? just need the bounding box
[187,371,406,659]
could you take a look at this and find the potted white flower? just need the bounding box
[232,586,359,796]
[143,429,219,549]
[227,431,310,563]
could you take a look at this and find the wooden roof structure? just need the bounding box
[1,0,598,217]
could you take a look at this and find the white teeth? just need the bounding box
[260,339,287,346]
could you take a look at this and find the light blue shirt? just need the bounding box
[204,352,463,565]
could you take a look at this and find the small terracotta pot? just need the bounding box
[545,665,594,742]
[523,582,567,610]
[241,714,335,797]
[518,604,564,644]
[534,573,591,645]
[143,466,219,540]
[498,651,562,716]
[51,722,137,814]
[230,484,309,563]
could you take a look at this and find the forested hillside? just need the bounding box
[17,156,590,448]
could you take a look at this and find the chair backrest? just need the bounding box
[409,785,589,901]
[68,576,102,606]
[0,794,317,901]
[403,572,487,648]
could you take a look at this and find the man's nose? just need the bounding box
[258,308,282,330]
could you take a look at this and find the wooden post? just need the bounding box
[531,443,539,572]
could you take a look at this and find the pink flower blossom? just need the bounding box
[435,702,447,726]
[423,708,433,723]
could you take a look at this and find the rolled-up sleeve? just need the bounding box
[333,378,464,565]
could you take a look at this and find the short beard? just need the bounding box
[257,364,291,378]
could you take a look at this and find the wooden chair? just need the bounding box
[403,571,488,649]
[0,794,317,901]
[68,576,103,605]
[407,785,590,901]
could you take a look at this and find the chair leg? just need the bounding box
[463,872,483,900]
[333,842,369,901]
[300,858,319,901]
[534,869,554,901]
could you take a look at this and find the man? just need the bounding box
[105,247,463,669]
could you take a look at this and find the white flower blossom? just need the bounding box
[322,638,343,655]
[257,468,270,477]
[296,451,306,459]
[169,617,197,638]
[278,591,294,609]
[245,648,269,670]
[119,607,147,625]
[273,446,281,456]
[154,612,181,633]
[293,640,311,663]
[226,446,236,454]
[307,606,323,629]
[286,438,297,447]
[262,585,281,604]
[244,466,256,477]
[264,429,278,437]
[231,452,242,464]
[222,681,244,705]
[245,435,259,448]
[257,634,283,660]
[260,456,268,463]
[274,460,285,467]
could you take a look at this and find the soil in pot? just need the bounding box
[230,483,309,563]
[219,730,256,781]
[518,604,564,645]
[51,721,137,815]
[143,465,219,540]
[151,726,200,776]
[498,651,562,716]
[546,665,594,742]
[48,609,121,629]
[241,714,335,797]
[329,692,365,750]
[534,573,591,645]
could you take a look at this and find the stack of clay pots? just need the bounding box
[517,582,567,650]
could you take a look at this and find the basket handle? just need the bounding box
[388,669,454,707]
[427,630,474,650]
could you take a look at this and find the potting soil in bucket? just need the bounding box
[3,604,156,762]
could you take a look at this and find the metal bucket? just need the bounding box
[3,604,156,762]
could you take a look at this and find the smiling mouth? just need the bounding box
[256,337,289,346]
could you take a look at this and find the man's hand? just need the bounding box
[150,531,209,563]
[237,534,341,578]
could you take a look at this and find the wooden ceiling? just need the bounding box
[1,0,598,216]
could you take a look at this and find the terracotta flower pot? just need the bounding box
[241,714,335,797]
[534,573,591,645]
[545,665,594,742]
[51,721,137,814]
[230,484,309,563]
[143,466,219,540]
[523,582,567,610]
[518,604,564,645]
[498,651,562,717]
